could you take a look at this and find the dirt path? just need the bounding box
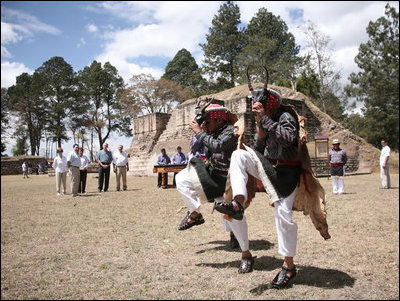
[1,173,398,299]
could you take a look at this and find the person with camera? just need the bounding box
[176,104,238,230]
[176,103,248,260]
[214,87,301,287]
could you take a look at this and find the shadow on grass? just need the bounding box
[195,255,282,272]
[196,239,274,254]
[249,265,355,294]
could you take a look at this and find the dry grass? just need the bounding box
[1,172,399,300]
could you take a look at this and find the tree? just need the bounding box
[33,56,78,148]
[237,7,300,85]
[120,74,191,117]
[11,137,28,156]
[1,88,10,155]
[344,4,399,150]
[295,62,321,100]
[162,48,206,97]
[77,60,132,149]
[7,73,46,155]
[11,125,28,156]
[301,21,342,114]
[200,1,244,90]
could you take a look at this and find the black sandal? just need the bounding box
[238,256,256,274]
[178,211,205,231]
[213,199,244,220]
[271,266,297,288]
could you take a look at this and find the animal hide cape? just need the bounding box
[223,106,331,240]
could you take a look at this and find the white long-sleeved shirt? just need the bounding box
[80,155,89,169]
[53,155,68,173]
[380,145,391,166]
[113,151,128,166]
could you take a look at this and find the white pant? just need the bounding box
[221,215,250,252]
[332,176,345,194]
[176,167,202,213]
[380,165,390,188]
[176,167,251,252]
[229,149,298,257]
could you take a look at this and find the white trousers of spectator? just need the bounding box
[332,166,345,194]
[56,171,67,194]
[176,168,250,252]
[380,165,390,188]
[116,166,127,190]
[70,166,80,196]
[230,149,298,257]
[332,176,345,194]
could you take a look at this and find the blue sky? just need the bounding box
[1,1,398,156]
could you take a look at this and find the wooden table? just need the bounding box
[153,164,187,188]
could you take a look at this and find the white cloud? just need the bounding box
[1,7,61,59]
[86,23,98,33]
[77,37,86,48]
[92,1,398,86]
[93,1,220,81]
[1,61,33,88]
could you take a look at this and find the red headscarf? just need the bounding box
[264,89,281,112]
[205,104,229,121]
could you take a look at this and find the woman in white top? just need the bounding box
[52,147,68,196]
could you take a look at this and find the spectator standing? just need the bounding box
[67,144,81,197]
[53,147,68,196]
[328,139,347,194]
[113,144,129,191]
[78,147,89,194]
[96,142,113,192]
[157,148,171,188]
[22,161,29,179]
[380,139,391,189]
[172,146,187,187]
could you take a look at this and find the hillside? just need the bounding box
[183,84,397,173]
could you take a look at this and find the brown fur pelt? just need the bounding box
[223,111,331,240]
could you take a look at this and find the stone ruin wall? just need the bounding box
[128,84,380,176]
[1,156,49,175]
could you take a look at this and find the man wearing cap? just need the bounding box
[214,87,303,286]
[176,104,237,229]
[175,104,248,263]
[328,139,347,194]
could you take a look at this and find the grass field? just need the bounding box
[1,172,399,300]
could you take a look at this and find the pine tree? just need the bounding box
[237,7,300,85]
[162,48,206,97]
[345,4,399,150]
[200,1,244,90]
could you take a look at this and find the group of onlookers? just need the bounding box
[48,143,129,197]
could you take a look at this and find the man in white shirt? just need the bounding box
[53,147,68,196]
[380,139,391,189]
[67,144,81,197]
[113,144,129,191]
[22,161,29,179]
